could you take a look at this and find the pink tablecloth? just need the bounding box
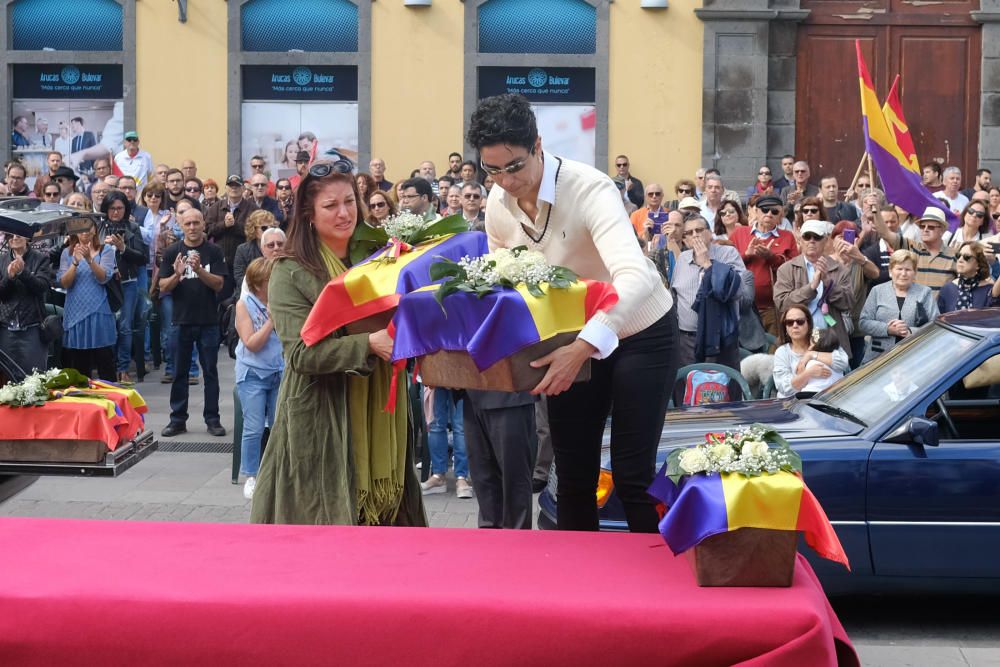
[0,518,858,666]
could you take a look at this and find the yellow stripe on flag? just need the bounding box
[343,235,454,305]
[858,79,912,171]
[722,471,803,532]
[52,396,119,419]
[514,281,587,341]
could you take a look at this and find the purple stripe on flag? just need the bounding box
[648,469,729,555]
[863,119,961,231]
[391,288,542,371]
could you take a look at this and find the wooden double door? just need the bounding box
[795,1,981,186]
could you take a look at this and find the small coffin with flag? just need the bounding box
[300,232,490,345]
[392,279,618,392]
[648,468,850,587]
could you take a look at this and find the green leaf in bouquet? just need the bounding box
[414,214,472,244]
[433,282,458,312]
[526,282,546,298]
[44,368,90,390]
[511,245,528,253]
[665,448,685,486]
[551,266,579,283]
[428,258,465,281]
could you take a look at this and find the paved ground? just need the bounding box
[1,356,998,666]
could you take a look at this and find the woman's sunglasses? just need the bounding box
[784,318,807,327]
[308,161,352,178]
[369,201,387,209]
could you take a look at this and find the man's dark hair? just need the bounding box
[782,154,795,161]
[461,160,478,171]
[438,175,455,187]
[401,177,433,200]
[466,94,538,151]
[923,162,942,176]
[251,155,265,163]
[977,168,992,177]
[178,195,202,212]
[449,152,462,160]
[70,116,84,125]
[185,177,203,190]
[705,168,721,177]
[6,162,26,178]
[165,168,183,179]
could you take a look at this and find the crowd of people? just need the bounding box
[3,93,999,530]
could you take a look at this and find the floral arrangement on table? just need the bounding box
[665,423,802,485]
[647,423,849,586]
[350,211,472,265]
[430,246,578,304]
[0,368,92,407]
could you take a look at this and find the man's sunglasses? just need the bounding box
[758,171,771,176]
[647,191,663,197]
[677,188,693,195]
[801,232,825,241]
[276,184,291,190]
[480,149,534,177]
[185,187,201,193]
[463,194,482,200]
[308,161,352,178]
[760,207,782,216]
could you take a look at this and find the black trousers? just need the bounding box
[547,309,678,533]
[169,324,220,425]
[0,327,48,375]
[463,398,537,530]
[63,346,116,381]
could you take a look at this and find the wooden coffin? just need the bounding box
[344,309,395,335]
[0,439,110,464]
[685,527,797,587]
[419,332,590,393]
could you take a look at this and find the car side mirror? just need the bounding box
[884,417,939,447]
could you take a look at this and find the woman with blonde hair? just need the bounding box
[233,209,277,296]
[859,248,939,363]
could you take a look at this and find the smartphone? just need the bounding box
[649,211,667,235]
[991,242,1000,255]
[842,228,856,244]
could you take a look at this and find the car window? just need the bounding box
[815,324,979,424]
[924,353,1000,440]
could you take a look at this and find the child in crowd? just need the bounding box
[800,329,844,395]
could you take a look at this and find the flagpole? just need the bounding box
[867,152,876,192]
[845,153,868,201]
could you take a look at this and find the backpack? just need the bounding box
[682,370,732,407]
[218,299,238,359]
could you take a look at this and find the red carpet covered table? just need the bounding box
[0,518,857,666]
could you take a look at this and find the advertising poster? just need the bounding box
[11,64,124,188]
[241,65,360,178]
[478,66,596,166]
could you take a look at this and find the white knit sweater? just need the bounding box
[485,153,673,346]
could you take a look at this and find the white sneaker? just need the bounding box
[243,476,256,500]
[456,477,474,499]
[420,473,447,495]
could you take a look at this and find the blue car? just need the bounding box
[538,309,1000,594]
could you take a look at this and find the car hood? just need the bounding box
[656,398,863,448]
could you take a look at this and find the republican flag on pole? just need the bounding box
[882,75,920,173]
[855,41,958,228]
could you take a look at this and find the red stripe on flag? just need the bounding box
[582,279,619,319]
[301,280,400,346]
[797,484,851,571]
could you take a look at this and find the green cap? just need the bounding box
[124,131,139,140]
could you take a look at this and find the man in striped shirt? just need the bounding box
[873,206,956,293]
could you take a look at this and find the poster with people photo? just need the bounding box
[11,100,121,189]
[240,102,359,180]
[532,105,596,167]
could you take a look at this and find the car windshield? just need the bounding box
[812,323,980,425]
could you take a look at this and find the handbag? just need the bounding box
[101,247,124,313]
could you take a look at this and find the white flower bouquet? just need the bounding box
[0,368,91,408]
[665,423,802,485]
[429,245,577,305]
[350,212,471,265]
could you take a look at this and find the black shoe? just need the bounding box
[206,422,226,437]
[532,478,548,493]
[161,374,174,384]
[161,423,186,437]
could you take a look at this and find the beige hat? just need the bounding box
[918,206,948,227]
[678,196,702,210]
[800,220,830,237]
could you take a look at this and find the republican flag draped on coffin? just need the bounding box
[855,41,958,229]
